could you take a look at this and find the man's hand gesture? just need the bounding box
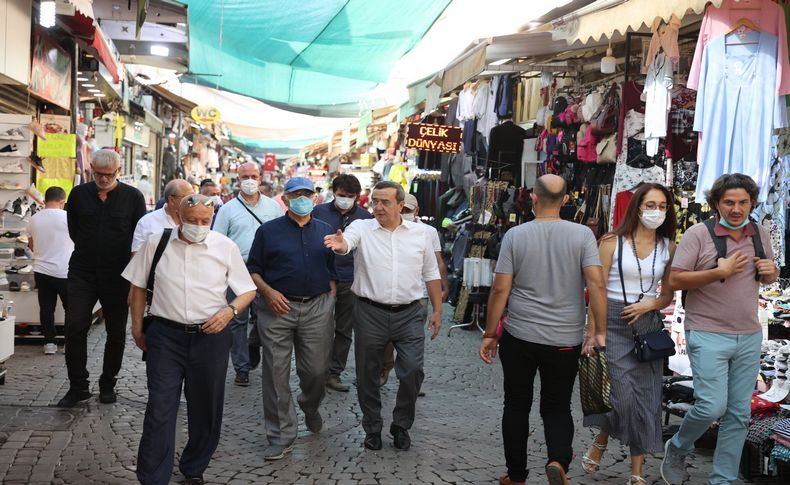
[324,230,348,254]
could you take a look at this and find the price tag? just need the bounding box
[681,197,689,209]
[509,213,517,222]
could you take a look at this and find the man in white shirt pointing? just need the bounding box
[324,180,442,452]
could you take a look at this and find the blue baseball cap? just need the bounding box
[284,177,315,193]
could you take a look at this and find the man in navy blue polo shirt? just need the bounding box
[313,174,373,392]
[247,177,338,461]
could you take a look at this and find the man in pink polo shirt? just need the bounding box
[661,173,778,485]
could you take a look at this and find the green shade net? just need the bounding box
[181,0,451,114]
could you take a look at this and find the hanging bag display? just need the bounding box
[617,236,676,363]
[595,134,617,163]
[589,83,619,137]
[579,348,612,416]
[586,189,602,239]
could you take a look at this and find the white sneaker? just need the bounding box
[44,343,57,355]
[0,128,25,141]
[0,159,24,173]
[17,264,33,274]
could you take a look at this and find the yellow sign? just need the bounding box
[191,105,221,124]
[37,133,77,158]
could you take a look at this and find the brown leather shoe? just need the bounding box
[499,474,526,485]
[546,461,568,485]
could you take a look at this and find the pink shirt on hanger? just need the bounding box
[688,0,790,95]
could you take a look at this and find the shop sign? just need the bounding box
[405,123,462,153]
[29,28,72,110]
[124,121,150,147]
[191,105,221,124]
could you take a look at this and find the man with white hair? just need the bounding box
[131,179,194,253]
[213,161,283,385]
[57,149,147,407]
[124,194,256,485]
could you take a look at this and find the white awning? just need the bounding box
[546,0,722,44]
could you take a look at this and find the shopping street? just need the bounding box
[0,314,751,485]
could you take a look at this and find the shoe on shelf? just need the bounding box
[56,389,92,407]
[17,264,33,274]
[14,247,29,259]
[20,281,31,291]
[363,432,382,451]
[304,411,323,433]
[263,442,294,461]
[0,144,20,156]
[248,344,260,370]
[0,159,24,173]
[234,371,250,387]
[8,282,19,291]
[99,388,117,404]
[390,424,411,451]
[660,439,686,485]
[0,128,25,140]
[43,343,57,355]
[326,374,350,392]
[183,476,204,485]
[546,461,568,485]
[29,120,47,140]
[27,154,46,174]
[498,475,526,485]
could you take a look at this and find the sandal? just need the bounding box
[628,475,646,484]
[581,441,607,473]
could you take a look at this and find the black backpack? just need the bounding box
[681,218,766,307]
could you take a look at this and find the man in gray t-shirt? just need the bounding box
[479,174,607,485]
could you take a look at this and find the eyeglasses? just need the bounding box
[184,195,215,208]
[94,169,119,179]
[641,203,668,211]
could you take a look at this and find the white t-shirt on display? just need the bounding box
[27,208,74,279]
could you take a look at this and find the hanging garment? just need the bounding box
[693,31,788,202]
[456,86,476,121]
[611,164,665,213]
[495,74,515,119]
[642,14,682,74]
[665,87,698,160]
[478,80,499,144]
[643,52,674,157]
[488,121,527,187]
[689,0,790,95]
[617,81,645,156]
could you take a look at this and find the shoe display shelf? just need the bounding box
[0,316,15,384]
[0,114,57,343]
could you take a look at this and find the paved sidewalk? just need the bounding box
[0,310,769,484]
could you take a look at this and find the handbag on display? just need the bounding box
[585,190,602,239]
[595,134,617,163]
[617,236,676,363]
[589,83,619,137]
[579,348,612,415]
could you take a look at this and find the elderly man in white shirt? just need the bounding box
[123,194,256,485]
[131,179,194,253]
[324,180,442,452]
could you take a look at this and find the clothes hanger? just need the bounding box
[726,18,760,45]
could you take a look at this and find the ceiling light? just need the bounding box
[601,41,616,74]
[77,71,83,75]
[77,77,89,82]
[82,83,95,88]
[150,45,170,57]
[39,1,56,28]
[88,89,101,93]
[95,94,106,98]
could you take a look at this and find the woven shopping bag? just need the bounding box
[578,349,612,416]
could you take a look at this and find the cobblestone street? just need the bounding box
[0,310,756,484]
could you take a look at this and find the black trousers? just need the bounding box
[499,330,581,482]
[136,319,231,485]
[34,272,68,344]
[64,273,129,391]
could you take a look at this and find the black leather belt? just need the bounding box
[284,294,321,303]
[152,316,203,334]
[358,297,417,312]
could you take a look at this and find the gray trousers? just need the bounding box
[328,282,355,377]
[353,299,426,434]
[257,293,335,446]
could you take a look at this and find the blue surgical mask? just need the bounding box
[719,216,750,230]
[289,195,314,216]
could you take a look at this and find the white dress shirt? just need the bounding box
[27,208,74,279]
[131,207,177,253]
[343,218,440,305]
[122,229,256,325]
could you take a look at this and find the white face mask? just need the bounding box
[181,223,210,243]
[209,195,223,207]
[640,210,666,230]
[334,196,355,211]
[240,179,259,196]
[402,212,416,222]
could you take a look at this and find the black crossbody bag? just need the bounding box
[142,228,173,333]
[618,236,676,362]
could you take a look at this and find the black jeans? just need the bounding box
[499,330,581,482]
[34,272,68,344]
[64,273,130,391]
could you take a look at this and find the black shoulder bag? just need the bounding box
[237,196,264,225]
[142,228,173,333]
[618,236,676,362]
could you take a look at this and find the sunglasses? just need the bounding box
[94,169,119,179]
[184,195,215,208]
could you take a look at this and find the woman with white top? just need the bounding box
[582,183,677,485]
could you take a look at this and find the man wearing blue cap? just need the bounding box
[247,176,338,461]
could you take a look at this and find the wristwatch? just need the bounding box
[228,304,239,316]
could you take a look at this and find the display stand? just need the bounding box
[0,316,14,384]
